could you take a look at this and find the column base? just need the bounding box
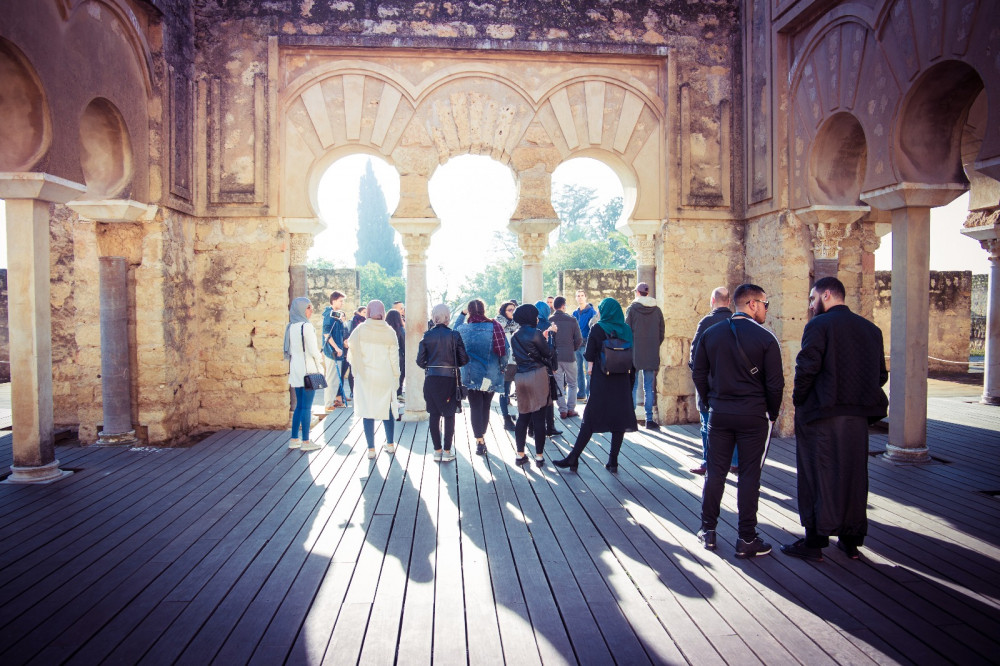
[96,430,138,446]
[5,459,73,484]
[402,410,429,422]
[982,394,1000,406]
[883,443,931,464]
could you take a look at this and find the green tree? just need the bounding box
[355,159,402,276]
[542,239,614,294]
[358,261,405,307]
[552,184,600,243]
[452,254,522,315]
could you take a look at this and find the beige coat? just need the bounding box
[347,318,401,420]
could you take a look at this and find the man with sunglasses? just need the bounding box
[781,277,887,562]
[692,283,784,558]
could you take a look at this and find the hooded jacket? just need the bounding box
[625,296,665,371]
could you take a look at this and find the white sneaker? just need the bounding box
[288,438,301,449]
[367,448,377,459]
[441,449,456,462]
[434,449,444,462]
[300,440,321,452]
[386,443,396,454]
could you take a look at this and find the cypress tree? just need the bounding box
[354,159,402,276]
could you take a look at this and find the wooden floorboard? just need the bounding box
[0,389,998,664]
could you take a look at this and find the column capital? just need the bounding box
[0,172,85,203]
[961,208,1000,261]
[793,205,868,260]
[861,182,967,210]
[509,219,558,264]
[289,232,312,266]
[68,199,158,223]
[392,217,440,264]
[628,234,657,266]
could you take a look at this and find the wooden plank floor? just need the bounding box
[0,389,998,665]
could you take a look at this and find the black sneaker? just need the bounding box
[837,540,861,560]
[780,538,824,561]
[699,529,717,551]
[645,421,660,430]
[735,535,772,558]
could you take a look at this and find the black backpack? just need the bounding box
[600,337,633,375]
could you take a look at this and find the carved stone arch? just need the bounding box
[0,37,51,171]
[61,0,155,96]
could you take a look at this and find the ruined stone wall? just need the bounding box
[874,271,973,374]
[559,270,634,309]
[972,274,988,317]
[194,217,291,431]
[51,207,86,430]
[307,269,361,332]
[0,270,7,383]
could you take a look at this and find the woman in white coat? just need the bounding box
[347,300,401,458]
[285,297,324,452]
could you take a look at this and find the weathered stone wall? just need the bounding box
[559,270,634,309]
[972,274,988,317]
[307,269,361,333]
[51,206,86,430]
[874,271,973,374]
[0,271,7,383]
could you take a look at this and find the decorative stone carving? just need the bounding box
[517,232,549,264]
[629,234,657,266]
[289,233,312,266]
[401,232,433,265]
[793,205,869,260]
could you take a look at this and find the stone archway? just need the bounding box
[276,48,667,419]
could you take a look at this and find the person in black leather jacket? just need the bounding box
[416,303,469,461]
[510,303,556,467]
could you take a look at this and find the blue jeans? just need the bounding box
[700,407,738,467]
[363,410,395,448]
[500,380,513,418]
[631,369,656,420]
[292,386,316,440]
[575,346,589,398]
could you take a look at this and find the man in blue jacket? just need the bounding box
[572,289,596,401]
[321,291,347,411]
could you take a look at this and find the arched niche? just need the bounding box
[896,61,984,185]
[808,112,868,206]
[0,37,51,172]
[79,97,133,198]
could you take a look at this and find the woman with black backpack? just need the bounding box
[553,297,637,472]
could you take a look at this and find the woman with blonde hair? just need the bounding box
[417,303,469,461]
[347,300,401,458]
[284,297,324,452]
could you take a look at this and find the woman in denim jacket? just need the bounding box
[456,299,510,456]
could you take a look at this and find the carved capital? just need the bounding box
[400,233,433,264]
[289,233,312,266]
[518,232,549,264]
[629,234,657,266]
[793,205,868,261]
[981,237,1000,262]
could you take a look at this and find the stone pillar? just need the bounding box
[621,219,661,296]
[0,173,85,483]
[863,183,966,463]
[288,232,311,303]
[513,225,555,304]
[961,211,1000,405]
[392,218,439,421]
[794,205,869,283]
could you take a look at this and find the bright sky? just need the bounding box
[0,179,988,275]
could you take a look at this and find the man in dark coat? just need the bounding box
[692,283,784,558]
[781,277,888,561]
[625,282,665,429]
[688,286,735,474]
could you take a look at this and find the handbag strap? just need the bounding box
[728,316,759,376]
[300,322,316,375]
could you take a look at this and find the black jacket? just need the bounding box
[793,304,888,424]
[692,313,784,420]
[689,307,733,369]
[511,326,555,373]
[416,324,469,377]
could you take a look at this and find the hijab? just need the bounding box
[496,300,519,336]
[513,303,539,328]
[596,297,632,343]
[534,300,551,332]
[283,297,312,360]
[367,300,386,320]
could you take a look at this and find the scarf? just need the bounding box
[283,297,312,360]
[470,312,507,358]
[597,297,632,343]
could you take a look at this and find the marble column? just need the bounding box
[862,183,966,463]
[516,228,551,304]
[0,173,85,483]
[392,218,439,421]
[621,219,660,296]
[794,205,869,283]
[961,213,1000,405]
[69,199,158,447]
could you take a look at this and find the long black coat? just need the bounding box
[582,325,637,433]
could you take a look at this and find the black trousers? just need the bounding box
[701,411,770,540]
[515,408,546,455]
[467,390,495,438]
[565,422,624,466]
[429,409,455,451]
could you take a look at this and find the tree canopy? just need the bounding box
[354,159,402,276]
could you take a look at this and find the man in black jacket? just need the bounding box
[688,286,734,474]
[781,277,888,561]
[692,283,784,558]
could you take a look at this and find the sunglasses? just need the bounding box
[747,299,769,310]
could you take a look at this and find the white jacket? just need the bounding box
[347,319,401,420]
[288,322,325,388]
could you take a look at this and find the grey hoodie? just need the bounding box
[625,295,665,370]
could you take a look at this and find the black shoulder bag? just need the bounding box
[728,317,759,376]
[301,324,328,390]
[453,333,467,413]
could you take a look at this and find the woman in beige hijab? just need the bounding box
[346,300,401,458]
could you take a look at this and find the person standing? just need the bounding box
[416,304,470,462]
[385,308,406,400]
[534,300,562,437]
[510,303,556,468]
[456,299,509,456]
[553,298,637,473]
[496,301,520,431]
[321,291,347,411]
[347,300,400,459]
[692,283,783,558]
[625,282,664,430]
[549,296,583,419]
[572,289,596,402]
[781,277,888,561]
[284,297,324,452]
[688,287,737,475]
